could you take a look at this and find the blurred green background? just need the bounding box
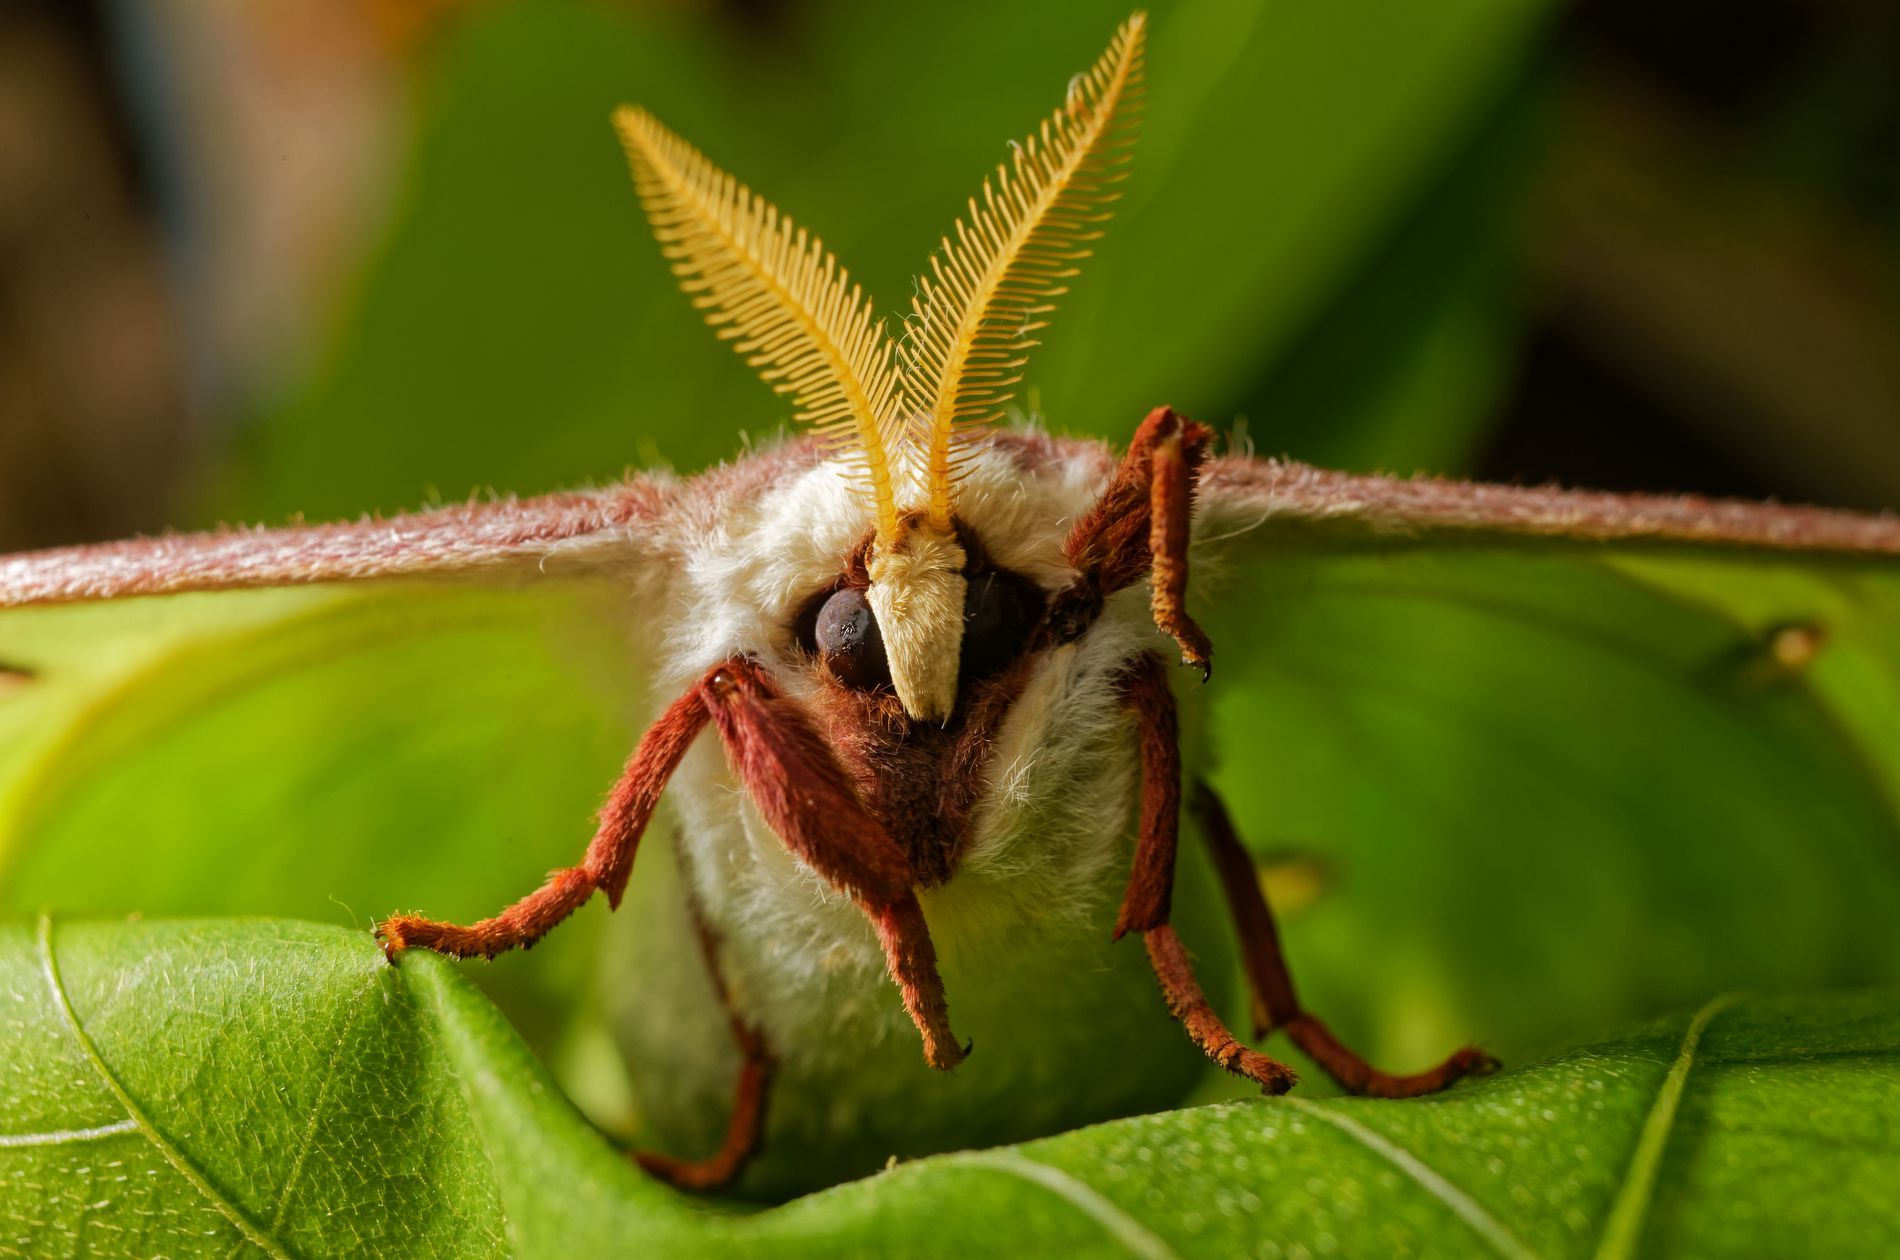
[6,0,1897,550]
[2,0,1898,1152]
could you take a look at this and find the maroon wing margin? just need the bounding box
[1199,456,1900,555]
[8,449,1895,609]
[0,481,675,609]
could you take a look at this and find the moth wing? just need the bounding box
[1195,454,1900,554]
[0,478,681,608]
[0,462,795,1060]
[1186,452,1900,1055]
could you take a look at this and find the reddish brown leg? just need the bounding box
[1112,653,1181,941]
[379,657,965,1072]
[634,900,774,1191]
[699,660,966,1070]
[1146,925,1296,1092]
[1058,406,1214,676]
[1085,410,1490,1099]
[1145,417,1212,677]
[637,1030,770,1191]
[377,674,711,959]
[1192,780,1499,1098]
[1117,654,1296,1094]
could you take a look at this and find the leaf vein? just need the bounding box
[1277,1096,1539,1260]
[0,1118,138,1148]
[36,913,296,1260]
[266,972,372,1235]
[959,1149,1183,1260]
[1592,992,1737,1260]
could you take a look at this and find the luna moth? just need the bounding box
[4,12,1896,1199]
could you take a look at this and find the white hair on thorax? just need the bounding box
[637,431,1169,1066]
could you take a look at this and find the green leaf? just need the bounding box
[5,916,1895,1257]
[0,580,642,1053]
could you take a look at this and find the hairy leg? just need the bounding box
[1143,414,1212,678]
[1078,411,1490,1098]
[377,674,711,959]
[1192,780,1498,1098]
[1145,925,1296,1092]
[1118,654,1297,1093]
[698,661,966,1071]
[1054,406,1215,675]
[381,656,966,1071]
[634,897,775,1191]
[1112,653,1180,940]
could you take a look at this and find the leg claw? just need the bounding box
[374,918,408,962]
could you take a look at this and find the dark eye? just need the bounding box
[960,569,1043,685]
[812,586,890,691]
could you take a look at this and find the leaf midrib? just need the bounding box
[37,913,296,1260]
[1591,992,1738,1260]
[956,1149,1182,1260]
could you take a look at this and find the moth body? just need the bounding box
[608,431,1229,1192]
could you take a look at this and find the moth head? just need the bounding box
[791,508,1050,725]
[617,13,1145,721]
[865,516,967,721]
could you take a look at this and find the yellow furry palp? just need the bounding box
[614,106,903,545]
[900,14,1146,530]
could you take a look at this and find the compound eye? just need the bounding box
[960,569,1043,685]
[814,586,890,691]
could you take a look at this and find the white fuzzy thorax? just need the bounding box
[641,433,1163,1072]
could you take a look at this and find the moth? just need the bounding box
[5,12,1896,1198]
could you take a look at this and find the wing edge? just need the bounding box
[1198,456,1900,557]
[0,481,678,609]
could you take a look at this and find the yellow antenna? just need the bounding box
[900,14,1146,529]
[615,106,903,545]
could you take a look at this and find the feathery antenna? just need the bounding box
[614,106,903,545]
[900,14,1147,529]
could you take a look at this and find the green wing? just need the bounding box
[1192,454,1900,1065]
